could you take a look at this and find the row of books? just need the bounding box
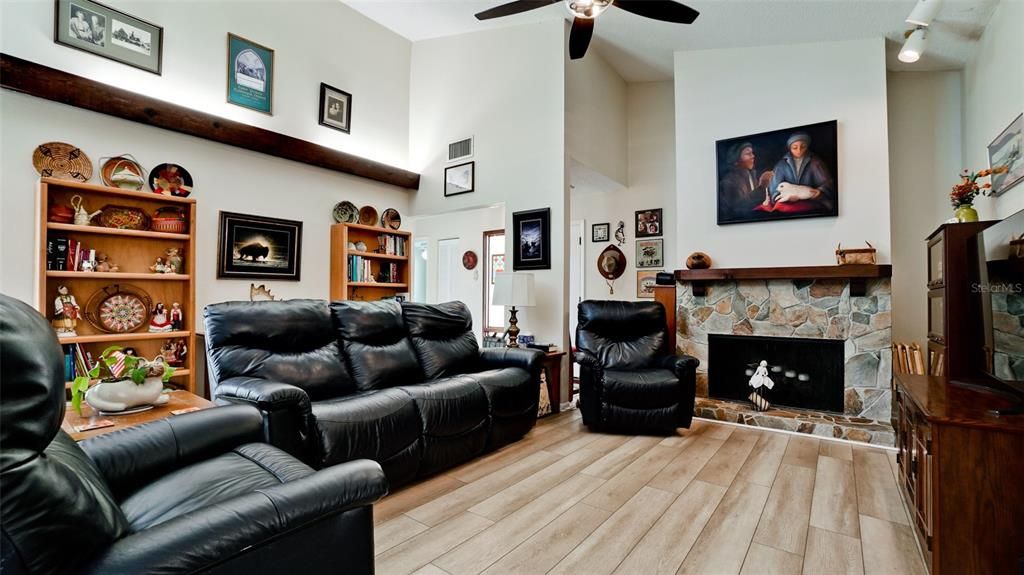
[377,235,407,256]
[46,235,94,272]
[62,343,96,382]
[347,255,374,282]
[378,262,401,284]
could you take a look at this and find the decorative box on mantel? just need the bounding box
[673,264,894,445]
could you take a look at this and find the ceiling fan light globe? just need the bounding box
[566,0,612,19]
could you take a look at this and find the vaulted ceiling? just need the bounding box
[344,0,999,82]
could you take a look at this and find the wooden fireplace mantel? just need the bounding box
[674,264,892,297]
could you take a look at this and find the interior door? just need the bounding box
[437,238,458,304]
[569,220,585,375]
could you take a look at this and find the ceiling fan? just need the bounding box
[475,0,699,60]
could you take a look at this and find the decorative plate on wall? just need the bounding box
[333,201,358,223]
[100,155,145,190]
[462,251,478,270]
[32,142,92,182]
[85,284,152,333]
[148,163,193,197]
[358,205,378,226]
[381,208,402,230]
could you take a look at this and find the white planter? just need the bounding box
[85,377,169,413]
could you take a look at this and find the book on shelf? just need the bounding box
[376,234,407,257]
[53,237,68,271]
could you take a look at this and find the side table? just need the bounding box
[62,390,214,441]
[541,351,567,414]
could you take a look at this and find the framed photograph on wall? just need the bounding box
[54,0,163,74]
[319,82,352,134]
[444,161,475,197]
[988,113,1023,196]
[635,208,663,238]
[592,222,610,242]
[227,33,274,115]
[512,208,550,270]
[217,211,302,280]
[716,119,839,225]
[637,270,661,299]
[635,238,664,268]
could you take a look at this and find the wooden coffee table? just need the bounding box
[62,390,213,441]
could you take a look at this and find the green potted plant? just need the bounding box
[70,346,175,415]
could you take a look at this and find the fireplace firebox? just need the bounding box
[708,334,845,413]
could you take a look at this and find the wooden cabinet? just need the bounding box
[330,222,412,301]
[37,178,197,393]
[894,373,1024,574]
[925,223,993,378]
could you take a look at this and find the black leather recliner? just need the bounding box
[204,299,543,488]
[0,294,387,575]
[575,300,699,434]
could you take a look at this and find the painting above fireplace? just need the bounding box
[708,334,845,413]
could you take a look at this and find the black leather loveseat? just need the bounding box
[0,294,387,575]
[204,299,543,487]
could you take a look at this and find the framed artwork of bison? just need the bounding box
[217,211,302,280]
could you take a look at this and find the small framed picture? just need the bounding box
[635,239,664,268]
[227,33,274,115]
[988,113,1023,197]
[592,222,610,242]
[217,211,302,280]
[513,208,550,270]
[637,270,661,299]
[319,82,352,134]
[635,208,663,238]
[445,161,475,197]
[54,0,163,74]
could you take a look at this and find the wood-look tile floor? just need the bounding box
[373,410,926,575]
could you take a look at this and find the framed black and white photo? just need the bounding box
[217,211,302,280]
[635,239,663,268]
[319,82,352,134]
[444,161,475,197]
[717,120,839,225]
[54,0,163,74]
[592,222,610,242]
[512,208,550,270]
[988,113,1023,197]
[635,208,663,238]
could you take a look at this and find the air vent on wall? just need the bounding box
[448,137,473,162]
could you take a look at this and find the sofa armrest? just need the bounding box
[655,354,700,379]
[479,347,544,376]
[573,349,603,371]
[81,460,388,575]
[79,404,262,499]
[213,376,316,463]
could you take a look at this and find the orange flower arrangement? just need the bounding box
[950,166,1008,207]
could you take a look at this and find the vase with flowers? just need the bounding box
[950,166,1009,222]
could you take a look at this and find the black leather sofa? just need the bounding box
[204,299,543,487]
[575,300,699,434]
[0,294,387,575]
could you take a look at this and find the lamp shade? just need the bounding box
[492,273,535,307]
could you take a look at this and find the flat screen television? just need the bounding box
[977,208,1024,399]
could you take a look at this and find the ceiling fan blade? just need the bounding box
[569,17,594,60]
[475,0,559,21]
[614,0,699,24]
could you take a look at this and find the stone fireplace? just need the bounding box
[675,276,894,445]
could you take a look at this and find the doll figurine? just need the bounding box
[149,302,172,332]
[94,252,120,272]
[52,284,80,337]
[150,257,171,274]
[165,248,183,274]
[748,360,775,390]
[169,302,184,330]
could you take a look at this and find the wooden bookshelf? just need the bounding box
[330,222,411,301]
[37,178,197,393]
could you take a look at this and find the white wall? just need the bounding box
[408,204,505,340]
[409,21,568,356]
[887,71,963,345]
[962,0,1024,220]
[566,50,627,185]
[571,81,676,302]
[674,38,892,267]
[0,0,413,314]
[0,0,412,168]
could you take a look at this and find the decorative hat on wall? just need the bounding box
[597,244,626,294]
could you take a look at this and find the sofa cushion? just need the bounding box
[205,300,354,400]
[310,388,421,475]
[331,301,422,391]
[469,368,536,419]
[119,443,314,532]
[602,369,680,409]
[402,301,480,380]
[398,376,489,438]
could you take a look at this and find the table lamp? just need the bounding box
[492,272,535,348]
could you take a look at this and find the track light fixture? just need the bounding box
[898,26,928,63]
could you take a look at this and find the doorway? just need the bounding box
[569,219,585,377]
[482,229,506,340]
